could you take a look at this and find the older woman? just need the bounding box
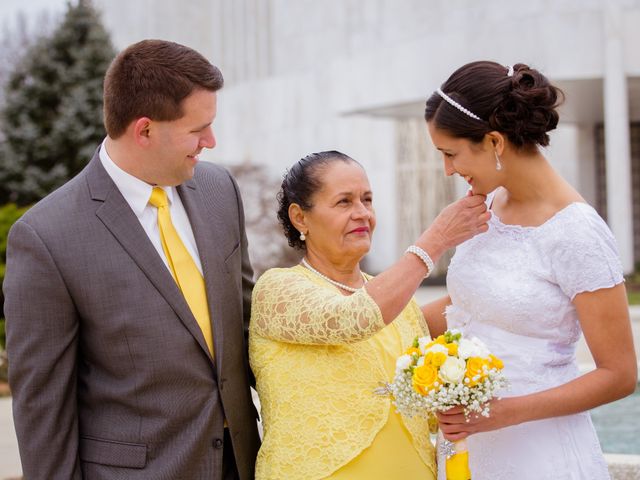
[249,150,489,479]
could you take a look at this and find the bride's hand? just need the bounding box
[436,398,520,441]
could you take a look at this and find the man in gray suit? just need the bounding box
[4,39,260,479]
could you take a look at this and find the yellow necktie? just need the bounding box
[149,187,214,356]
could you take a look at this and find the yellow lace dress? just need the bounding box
[249,265,436,480]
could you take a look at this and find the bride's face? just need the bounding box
[427,123,502,195]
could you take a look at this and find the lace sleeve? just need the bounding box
[549,205,624,300]
[250,267,385,345]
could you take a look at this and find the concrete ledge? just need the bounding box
[606,454,640,480]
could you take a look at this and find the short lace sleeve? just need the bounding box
[250,267,385,345]
[548,204,624,300]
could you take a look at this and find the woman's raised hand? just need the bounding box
[417,194,490,261]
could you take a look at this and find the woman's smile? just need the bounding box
[348,226,370,235]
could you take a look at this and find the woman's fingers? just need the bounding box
[442,430,470,442]
[438,418,473,440]
[437,405,465,416]
[420,193,490,251]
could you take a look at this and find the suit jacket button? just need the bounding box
[213,438,223,449]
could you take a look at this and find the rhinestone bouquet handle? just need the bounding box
[440,437,471,480]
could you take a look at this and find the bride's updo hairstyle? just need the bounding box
[277,150,359,250]
[425,61,564,149]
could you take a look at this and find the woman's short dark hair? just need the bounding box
[277,150,358,250]
[425,61,564,148]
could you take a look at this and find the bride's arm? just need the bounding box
[420,295,451,338]
[437,283,637,441]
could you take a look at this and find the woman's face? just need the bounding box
[427,122,501,195]
[299,161,376,264]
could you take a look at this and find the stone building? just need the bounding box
[94,0,640,274]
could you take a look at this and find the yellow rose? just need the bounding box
[412,364,439,395]
[464,357,488,387]
[405,347,421,357]
[489,354,504,370]
[425,335,447,350]
[446,342,458,356]
[425,351,447,367]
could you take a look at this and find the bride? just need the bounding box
[423,61,637,479]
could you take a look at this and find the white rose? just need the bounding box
[457,338,481,359]
[395,354,413,374]
[439,356,467,384]
[470,337,490,358]
[418,336,432,353]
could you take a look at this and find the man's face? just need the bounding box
[148,89,218,186]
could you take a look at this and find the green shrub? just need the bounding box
[0,203,29,350]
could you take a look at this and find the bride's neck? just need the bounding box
[500,152,575,207]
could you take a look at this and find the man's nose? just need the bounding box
[200,127,216,149]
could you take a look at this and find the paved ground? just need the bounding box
[0,397,20,479]
[0,288,638,479]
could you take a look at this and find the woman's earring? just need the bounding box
[495,151,502,171]
[299,231,306,241]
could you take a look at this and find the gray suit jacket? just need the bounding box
[4,150,260,479]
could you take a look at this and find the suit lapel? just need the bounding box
[177,178,229,372]
[85,155,215,364]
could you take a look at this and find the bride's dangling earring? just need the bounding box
[495,151,502,171]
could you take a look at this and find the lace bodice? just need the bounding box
[447,201,623,347]
[249,265,435,479]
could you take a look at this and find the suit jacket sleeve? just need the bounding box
[229,172,256,387]
[4,219,82,479]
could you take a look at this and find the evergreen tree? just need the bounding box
[0,0,115,206]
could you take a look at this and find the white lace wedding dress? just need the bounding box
[437,197,624,480]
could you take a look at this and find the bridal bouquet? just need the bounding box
[381,330,507,480]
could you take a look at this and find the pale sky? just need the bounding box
[0,0,67,28]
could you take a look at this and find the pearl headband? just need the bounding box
[435,88,482,121]
[435,64,515,121]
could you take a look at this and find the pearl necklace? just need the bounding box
[301,258,366,293]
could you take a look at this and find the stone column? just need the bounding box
[603,3,634,273]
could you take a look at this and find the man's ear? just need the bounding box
[486,131,506,156]
[132,117,153,147]
[288,203,307,234]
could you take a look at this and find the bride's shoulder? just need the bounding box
[553,202,610,235]
[536,201,619,256]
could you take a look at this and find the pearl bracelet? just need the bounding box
[405,245,435,278]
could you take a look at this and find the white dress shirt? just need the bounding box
[99,140,204,275]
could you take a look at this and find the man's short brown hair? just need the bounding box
[103,39,224,138]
